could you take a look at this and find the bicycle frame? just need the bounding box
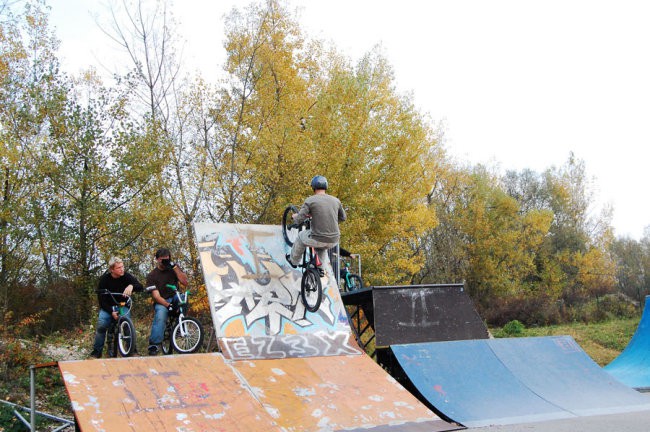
[168,286,192,336]
[147,284,204,354]
[282,204,324,312]
[98,290,136,357]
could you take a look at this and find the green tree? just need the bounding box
[31,70,163,319]
[0,0,60,320]
[611,236,649,305]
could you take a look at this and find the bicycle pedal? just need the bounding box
[285,254,298,269]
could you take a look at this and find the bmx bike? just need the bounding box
[282,204,324,312]
[98,290,137,357]
[340,259,364,292]
[146,284,204,354]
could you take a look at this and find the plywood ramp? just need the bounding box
[60,353,280,431]
[233,354,453,431]
[61,353,455,431]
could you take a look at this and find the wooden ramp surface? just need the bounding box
[60,353,454,431]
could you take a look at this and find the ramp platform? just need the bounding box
[392,336,650,428]
[60,353,454,431]
[605,295,650,390]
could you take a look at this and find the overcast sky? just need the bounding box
[49,0,650,239]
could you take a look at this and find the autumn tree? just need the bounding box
[304,49,441,284]
[538,155,616,307]
[101,0,211,279]
[421,163,553,321]
[211,0,321,225]
[217,1,444,284]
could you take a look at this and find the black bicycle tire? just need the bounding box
[116,317,136,357]
[346,274,364,291]
[301,268,323,312]
[162,321,174,355]
[172,317,204,353]
[282,205,299,246]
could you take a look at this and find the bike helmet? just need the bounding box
[310,175,328,190]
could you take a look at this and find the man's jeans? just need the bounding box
[149,298,173,347]
[92,308,131,357]
[290,230,337,268]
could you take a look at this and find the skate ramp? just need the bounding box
[194,222,361,360]
[60,353,454,431]
[605,295,650,390]
[392,336,650,427]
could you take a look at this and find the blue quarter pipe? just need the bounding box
[393,336,650,428]
[605,295,650,390]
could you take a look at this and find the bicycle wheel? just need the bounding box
[162,321,174,355]
[172,317,204,353]
[345,274,364,291]
[116,317,136,357]
[301,268,323,312]
[282,205,300,246]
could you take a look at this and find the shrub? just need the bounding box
[502,320,525,336]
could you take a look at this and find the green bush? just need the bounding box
[502,319,525,336]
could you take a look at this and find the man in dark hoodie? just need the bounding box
[146,248,189,356]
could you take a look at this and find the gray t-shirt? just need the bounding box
[295,193,346,243]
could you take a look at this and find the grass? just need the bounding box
[490,316,641,366]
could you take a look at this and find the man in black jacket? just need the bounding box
[90,257,143,358]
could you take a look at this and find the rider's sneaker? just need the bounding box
[285,254,297,269]
[317,268,325,277]
[148,345,160,356]
[89,350,101,359]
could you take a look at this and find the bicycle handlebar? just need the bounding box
[145,284,180,292]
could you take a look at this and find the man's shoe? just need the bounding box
[148,345,159,356]
[285,254,297,269]
[89,350,101,359]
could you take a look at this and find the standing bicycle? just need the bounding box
[283,175,347,311]
[340,259,364,292]
[90,257,143,358]
[332,246,364,292]
[146,284,204,354]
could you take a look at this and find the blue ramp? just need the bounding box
[490,336,650,416]
[392,339,572,427]
[605,295,650,390]
[393,336,650,428]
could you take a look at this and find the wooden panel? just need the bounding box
[232,354,453,431]
[60,354,281,431]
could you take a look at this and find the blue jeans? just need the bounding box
[149,298,173,347]
[92,308,132,357]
